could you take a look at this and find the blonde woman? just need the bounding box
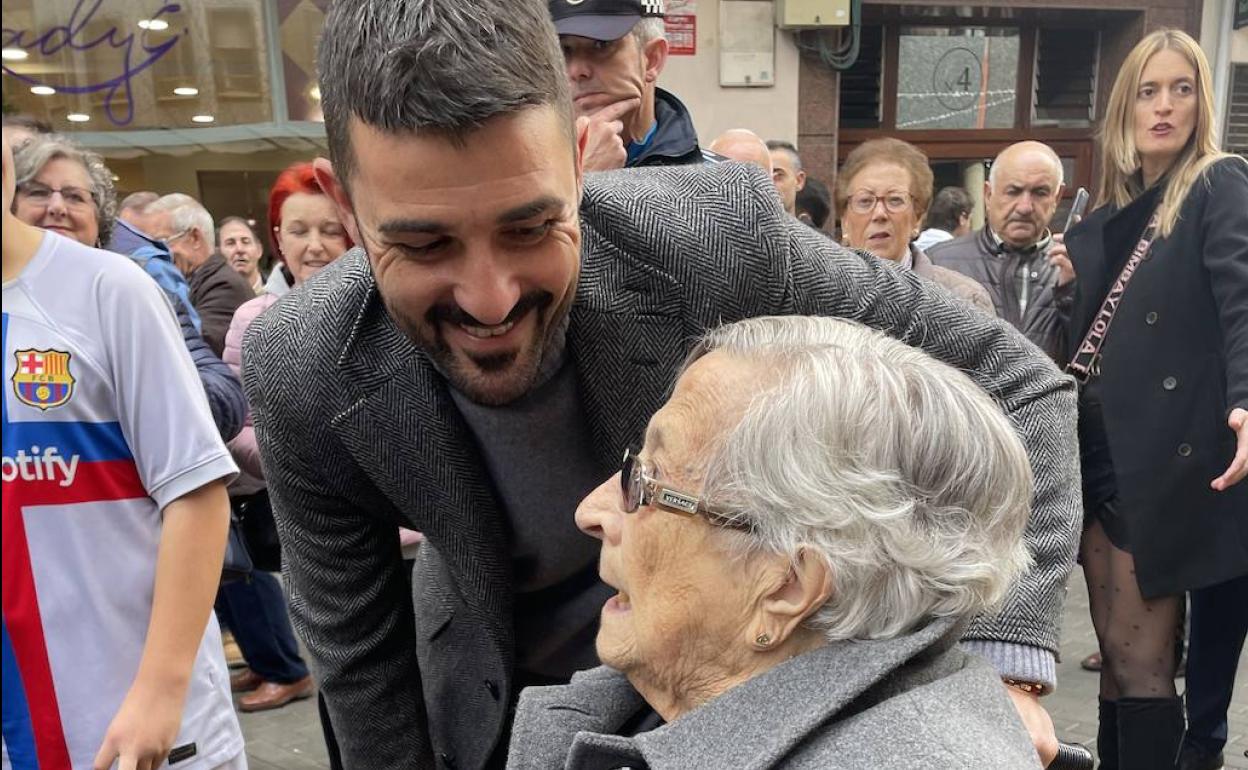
[1064,29,1248,770]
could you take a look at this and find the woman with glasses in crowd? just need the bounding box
[508,316,1041,769]
[837,137,993,314]
[1064,29,1248,770]
[10,134,246,442]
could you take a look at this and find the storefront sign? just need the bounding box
[1,0,184,126]
[665,0,696,56]
[666,15,696,55]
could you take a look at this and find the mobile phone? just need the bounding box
[1064,187,1089,232]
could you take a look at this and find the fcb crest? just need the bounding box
[11,349,75,411]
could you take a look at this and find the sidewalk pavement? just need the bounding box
[238,568,1247,768]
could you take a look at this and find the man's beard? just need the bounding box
[387,290,566,406]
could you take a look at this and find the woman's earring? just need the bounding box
[755,632,772,648]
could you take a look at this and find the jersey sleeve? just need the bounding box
[96,259,238,510]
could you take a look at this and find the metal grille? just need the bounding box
[1227,63,1248,156]
[1033,28,1099,127]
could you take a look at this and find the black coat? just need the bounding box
[1065,157,1248,596]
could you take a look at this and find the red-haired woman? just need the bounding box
[217,162,353,714]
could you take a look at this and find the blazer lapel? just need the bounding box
[330,286,512,641]
[569,230,691,470]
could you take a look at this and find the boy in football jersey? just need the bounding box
[3,131,246,768]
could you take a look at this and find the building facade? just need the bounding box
[2,0,1242,239]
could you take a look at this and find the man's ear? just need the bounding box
[982,180,993,205]
[795,169,807,192]
[313,156,361,246]
[642,36,669,83]
[755,547,833,647]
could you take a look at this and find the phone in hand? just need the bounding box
[1063,187,1089,232]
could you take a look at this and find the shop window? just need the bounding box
[896,26,1019,131]
[210,8,265,100]
[1033,28,1099,127]
[836,25,884,129]
[1227,64,1248,156]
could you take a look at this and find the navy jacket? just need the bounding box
[629,88,719,167]
[110,220,246,441]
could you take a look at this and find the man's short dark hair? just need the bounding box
[926,186,974,234]
[318,0,573,187]
[765,139,802,171]
[795,177,830,229]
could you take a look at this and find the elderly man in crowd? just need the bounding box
[218,216,267,294]
[553,0,716,170]
[928,141,1076,364]
[145,193,255,357]
[242,1,1080,767]
[766,139,806,217]
[708,129,774,175]
[509,316,1042,769]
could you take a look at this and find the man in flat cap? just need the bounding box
[551,0,716,170]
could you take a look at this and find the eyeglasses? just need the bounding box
[162,227,193,244]
[17,181,98,211]
[619,448,750,531]
[848,192,913,215]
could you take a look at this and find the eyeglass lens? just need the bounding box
[21,183,94,208]
[850,194,910,214]
[620,449,642,513]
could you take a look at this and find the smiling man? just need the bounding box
[242,2,1082,768]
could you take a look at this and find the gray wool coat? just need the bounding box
[507,617,1043,769]
[242,162,1079,769]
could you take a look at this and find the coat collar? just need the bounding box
[635,616,966,769]
[514,616,967,770]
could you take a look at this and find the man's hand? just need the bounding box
[93,682,187,770]
[1212,407,1248,491]
[575,98,641,172]
[1049,233,1076,287]
[1005,686,1059,767]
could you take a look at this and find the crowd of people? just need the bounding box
[1,0,1244,769]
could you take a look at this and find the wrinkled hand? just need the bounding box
[1212,407,1248,491]
[575,98,641,172]
[1005,686,1058,767]
[93,682,187,770]
[1049,233,1076,287]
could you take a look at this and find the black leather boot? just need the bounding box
[1118,696,1185,770]
[1098,698,1119,770]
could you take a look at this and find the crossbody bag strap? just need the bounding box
[1066,210,1161,384]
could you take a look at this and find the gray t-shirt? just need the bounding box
[450,353,612,681]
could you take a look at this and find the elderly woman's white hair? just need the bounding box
[687,316,1033,641]
[12,133,118,248]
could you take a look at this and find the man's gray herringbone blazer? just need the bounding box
[242,162,1080,770]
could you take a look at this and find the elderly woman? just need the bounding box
[838,138,993,313]
[508,316,1041,769]
[10,131,116,249]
